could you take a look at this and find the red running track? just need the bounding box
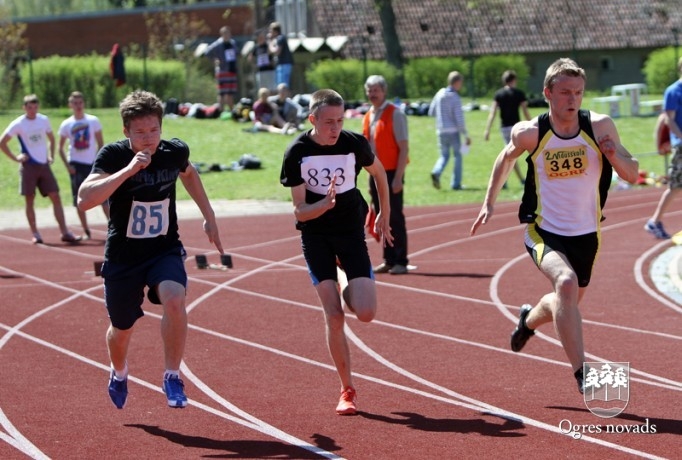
[0,186,680,459]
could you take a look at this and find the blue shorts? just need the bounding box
[102,246,187,330]
[301,230,373,286]
[69,162,92,206]
[524,224,599,288]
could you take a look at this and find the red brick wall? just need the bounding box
[23,6,254,58]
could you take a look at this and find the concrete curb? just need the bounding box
[0,199,292,232]
[650,245,682,305]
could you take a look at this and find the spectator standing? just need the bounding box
[428,71,471,190]
[204,26,239,111]
[0,94,81,244]
[362,75,410,275]
[483,70,532,187]
[250,29,275,93]
[109,43,126,88]
[644,57,682,239]
[279,89,393,415]
[58,91,109,239]
[269,22,294,87]
[77,90,224,410]
[471,58,639,393]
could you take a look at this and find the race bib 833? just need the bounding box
[300,153,356,195]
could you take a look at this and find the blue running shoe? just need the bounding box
[644,219,671,239]
[108,370,128,409]
[163,376,187,408]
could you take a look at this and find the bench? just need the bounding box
[592,95,623,118]
[639,100,664,116]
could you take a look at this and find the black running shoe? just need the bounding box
[510,304,535,352]
[574,367,585,394]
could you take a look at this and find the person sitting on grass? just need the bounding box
[252,87,296,134]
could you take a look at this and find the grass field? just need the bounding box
[0,99,668,212]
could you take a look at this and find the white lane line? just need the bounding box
[0,268,340,459]
[490,254,682,391]
[8,312,664,460]
[0,257,675,460]
[202,280,682,394]
[0,193,677,458]
[0,321,344,459]
[634,240,682,315]
[343,326,665,460]
[0,276,102,460]
[179,364,343,460]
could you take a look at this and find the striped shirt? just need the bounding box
[428,87,467,135]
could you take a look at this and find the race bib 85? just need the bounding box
[126,198,170,238]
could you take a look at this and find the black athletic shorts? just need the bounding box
[524,224,599,288]
[102,246,187,330]
[301,230,373,285]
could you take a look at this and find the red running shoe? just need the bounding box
[335,386,357,415]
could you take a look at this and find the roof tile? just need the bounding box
[310,0,682,59]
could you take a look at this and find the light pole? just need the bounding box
[362,35,368,83]
[362,25,375,84]
[467,29,475,105]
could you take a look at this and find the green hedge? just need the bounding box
[305,58,400,101]
[643,47,680,95]
[470,54,530,98]
[404,54,530,99]
[306,54,531,101]
[18,55,187,108]
[28,50,673,109]
[404,57,468,100]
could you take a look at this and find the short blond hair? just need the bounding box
[544,58,586,90]
[23,94,39,105]
[448,71,463,85]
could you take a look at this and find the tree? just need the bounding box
[4,0,113,17]
[374,0,406,97]
[0,5,27,109]
[144,10,210,99]
[144,10,209,60]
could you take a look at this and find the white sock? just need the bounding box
[113,362,128,381]
[164,370,180,380]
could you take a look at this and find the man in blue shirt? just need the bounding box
[645,57,682,239]
[268,22,294,87]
